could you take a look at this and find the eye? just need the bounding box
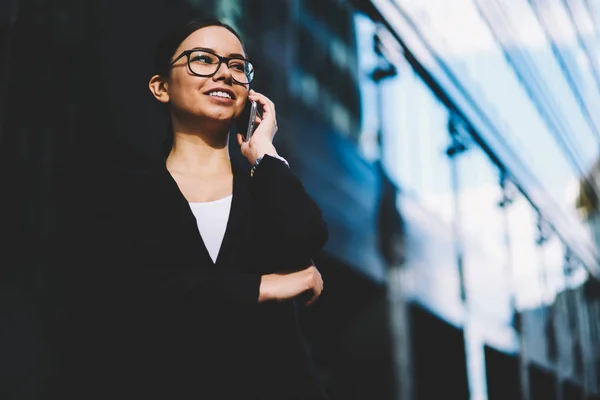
[229,61,246,72]
[190,52,216,64]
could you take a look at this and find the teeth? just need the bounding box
[208,91,232,99]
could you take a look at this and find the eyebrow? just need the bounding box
[190,47,247,59]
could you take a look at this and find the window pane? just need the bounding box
[538,235,566,305]
[383,63,463,321]
[394,0,596,259]
[457,148,512,325]
[507,192,545,310]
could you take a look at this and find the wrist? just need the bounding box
[258,274,275,303]
[250,152,290,176]
[249,142,277,165]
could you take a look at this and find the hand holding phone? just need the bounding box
[237,90,279,165]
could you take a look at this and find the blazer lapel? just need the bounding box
[214,167,250,267]
[157,166,216,265]
[151,160,250,268]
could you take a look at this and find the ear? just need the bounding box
[149,74,170,104]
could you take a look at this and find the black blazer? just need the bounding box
[65,153,329,400]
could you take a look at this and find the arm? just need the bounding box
[250,155,328,261]
[237,90,329,263]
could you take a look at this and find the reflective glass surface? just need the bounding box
[457,148,512,325]
[393,0,600,270]
[356,1,600,397]
[376,58,465,322]
[506,191,546,310]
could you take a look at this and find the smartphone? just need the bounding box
[245,100,258,142]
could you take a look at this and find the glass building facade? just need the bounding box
[353,0,600,399]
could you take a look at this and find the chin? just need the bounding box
[201,107,236,120]
[199,114,235,129]
[208,112,235,121]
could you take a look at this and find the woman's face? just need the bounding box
[167,26,249,126]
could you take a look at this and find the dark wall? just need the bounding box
[562,379,584,400]
[0,2,218,398]
[409,303,470,400]
[299,255,394,399]
[529,364,558,400]
[484,345,522,400]
[1,1,97,398]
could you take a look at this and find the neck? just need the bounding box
[166,120,232,177]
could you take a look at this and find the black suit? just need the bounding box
[63,152,328,400]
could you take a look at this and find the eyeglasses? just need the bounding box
[169,49,255,84]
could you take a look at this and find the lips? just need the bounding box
[204,87,236,100]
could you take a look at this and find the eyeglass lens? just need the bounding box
[188,50,254,84]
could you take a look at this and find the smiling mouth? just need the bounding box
[206,90,234,100]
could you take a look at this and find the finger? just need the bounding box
[248,91,275,126]
[237,133,243,146]
[306,279,322,306]
[314,270,323,286]
[305,288,321,307]
[239,140,249,155]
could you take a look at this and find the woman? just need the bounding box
[77,18,329,400]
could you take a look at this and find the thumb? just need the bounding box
[236,133,244,146]
[239,139,249,158]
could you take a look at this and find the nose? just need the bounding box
[212,60,233,82]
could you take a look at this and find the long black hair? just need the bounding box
[153,18,247,157]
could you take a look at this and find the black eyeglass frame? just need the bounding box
[169,49,255,84]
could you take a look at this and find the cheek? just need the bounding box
[235,93,248,115]
[170,71,202,94]
[169,77,203,109]
[169,89,196,112]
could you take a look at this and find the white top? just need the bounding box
[188,195,233,263]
